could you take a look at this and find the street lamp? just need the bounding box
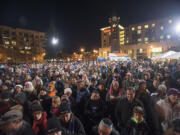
[80,48,84,52]
[52,37,59,45]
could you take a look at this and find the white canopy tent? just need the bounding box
[152,51,177,59]
[166,52,180,59]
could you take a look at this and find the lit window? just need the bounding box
[27,51,31,54]
[139,48,143,53]
[144,25,149,29]
[137,30,141,34]
[167,35,171,39]
[152,23,155,27]
[160,35,164,39]
[126,40,129,43]
[7,57,11,60]
[138,38,142,42]
[120,35,124,38]
[120,38,124,41]
[12,41,16,45]
[128,50,132,54]
[120,41,124,45]
[120,31,124,34]
[5,41,10,45]
[132,27,135,31]
[138,26,142,29]
[20,51,25,54]
[168,19,172,24]
[160,26,164,30]
[144,37,149,41]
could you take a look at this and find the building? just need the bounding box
[0,25,46,63]
[99,16,180,59]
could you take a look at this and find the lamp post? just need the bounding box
[80,48,85,62]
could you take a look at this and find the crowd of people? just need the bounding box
[0,60,179,135]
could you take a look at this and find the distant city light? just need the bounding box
[175,23,180,33]
[52,37,58,45]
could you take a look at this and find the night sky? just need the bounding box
[1,0,180,53]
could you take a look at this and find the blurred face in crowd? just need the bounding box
[98,84,104,91]
[98,123,112,135]
[33,111,42,121]
[140,83,146,90]
[65,92,71,97]
[49,131,62,135]
[59,113,71,123]
[91,92,100,101]
[153,80,159,88]
[133,112,144,123]
[126,90,135,102]
[1,120,21,133]
[48,86,54,92]
[144,75,148,80]
[52,100,59,108]
[77,82,84,90]
[2,85,8,91]
[40,90,47,96]
[169,94,179,104]
[112,81,119,91]
[15,86,22,93]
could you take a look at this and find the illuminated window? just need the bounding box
[120,35,124,38]
[132,27,135,31]
[137,30,141,34]
[152,47,162,52]
[139,48,143,53]
[167,35,171,39]
[5,41,10,44]
[120,41,124,45]
[160,26,164,30]
[160,35,164,39]
[27,51,31,54]
[152,23,155,27]
[128,50,132,54]
[126,40,129,43]
[7,57,11,60]
[120,31,124,34]
[138,38,142,42]
[144,25,149,29]
[12,41,16,45]
[138,26,142,29]
[168,19,172,24]
[20,51,25,54]
[144,37,149,41]
[120,38,124,41]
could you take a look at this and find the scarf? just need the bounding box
[32,112,47,135]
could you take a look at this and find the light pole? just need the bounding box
[51,37,59,64]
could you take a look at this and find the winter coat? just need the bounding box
[156,97,180,131]
[59,114,86,135]
[126,117,150,135]
[115,98,143,130]
[135,90,162,135]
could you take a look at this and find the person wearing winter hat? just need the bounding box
[0,91,11,116]
[46,117,63,135]
[14,84,23,93]
[64,88,72,97]
[32,104,47,135]
[156,88,180,132]
[0,109,35,135]
[51,96,61,116]
[58,102,86,135]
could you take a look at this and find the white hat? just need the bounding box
[15,85,23,89]
[64,88,72,94]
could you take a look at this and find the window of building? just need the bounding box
[120,35,124,38]
[128,50,132,54]
[12,32,16,35]
[19,32,22,36]
[137,30,141,34]
[168,19,172,24]
[120,31,124,34]
[12,41,16,45]
[139,48,143,53]
[138,38,142,42]
[144,37,149,41]
[138,26,142,29]
[167,34,171,39]
[160,26,164,30]
[20,50,25,54]
[144,25,149,29]
[152,23,155,27]
[132,27,135,31]
[126,40,129,43]
[5,41,10,45]
[120,38,124,41]
[160,35,164,39]
[120,41,124,45]
[27,51,31,54]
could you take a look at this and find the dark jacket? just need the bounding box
[6,120,35,135]
[115,98,143,129]
[126,118,150,135]
[91,126,120,135]
[59,114,86,135]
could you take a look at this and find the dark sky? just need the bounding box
[1,0,180,53]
